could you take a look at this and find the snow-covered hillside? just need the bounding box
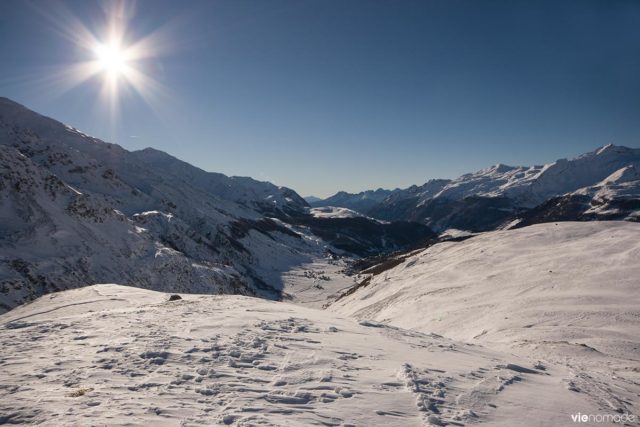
[331,222,640,417]
[0,97,328,311]
[0,284,602,426]
[0,144,246,311]
[2,96,638,425]
[0,97,440,312]
[309,206,377,220]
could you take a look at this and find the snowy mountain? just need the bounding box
[0,96,315,312]
[129,147,308,216]
[2,98,639,426]
[513,165,640,227]
[331,145,640,231]
[0,97,434,312]
[331,221,640,419]
[0,283,606,426]
[309,188,396,213]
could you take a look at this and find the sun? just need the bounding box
[94,42,129,78]
[42,0,172,123]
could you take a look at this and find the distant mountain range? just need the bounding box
[312,144,640,231]
[308,188,397,213]
[0,97,434,311]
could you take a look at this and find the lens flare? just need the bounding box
[94,42,129,78]
[21,0,180,138]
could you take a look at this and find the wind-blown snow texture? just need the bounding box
[0,284,599,426]
[332,221,640,420]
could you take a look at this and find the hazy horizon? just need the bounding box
[2,0,639,197]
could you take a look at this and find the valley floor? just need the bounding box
[279,258,355,308]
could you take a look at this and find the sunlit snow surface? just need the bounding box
[309,206,371,220]
[1,284,596,426]
[331,221,640,420]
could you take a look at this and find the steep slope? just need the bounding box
[130,147,308,216]
[0,97,437,312]
[331,222,640,417]
[0,97,307,219]
[0,98,325,311]
[0,284,601,426]
[0,144,256,312]
[367,179,452,221]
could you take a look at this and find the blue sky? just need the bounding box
[1,0,639,197]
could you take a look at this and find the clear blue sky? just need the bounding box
[1,0,639,197]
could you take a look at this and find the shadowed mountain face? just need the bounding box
[0,97,436,311]
[284,213,437,257]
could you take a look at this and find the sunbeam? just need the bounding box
[22,0,173,134]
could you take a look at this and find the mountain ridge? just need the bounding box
[0,97,436,312]
[313,144,640,231]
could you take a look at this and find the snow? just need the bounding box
[309,206,377,220]
[1,98,639,426]
[599,165,640,185]
[0,284,599,426]
[437,228,475,239]
[364,145,640,229]
[565,166,640,219]
[0,97,329,311]
[331,221,640,418]
[279,257,356,308]
[430,145,640,206]
[65,184,83,195]
[309,189,396,213]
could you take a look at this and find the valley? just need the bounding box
[0,98,639,426]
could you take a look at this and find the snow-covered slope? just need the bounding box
[0,284,602,426]
[309,206,376,220]
[130,147,308,216]
[0,98,308,221]
[331,222,640,417]
[0,97,439,312]
[0,144,245,311]
[0,97,326,311]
